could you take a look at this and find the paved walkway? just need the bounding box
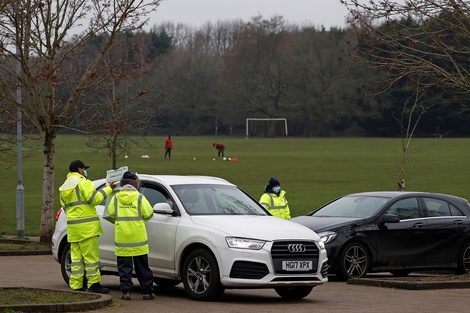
[1,255,469,313]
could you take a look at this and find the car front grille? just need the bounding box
[229,261,269,279]
[270,241,320,274]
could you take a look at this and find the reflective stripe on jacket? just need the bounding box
[106,185,154,257]
[259,189,291,220]
[59,172,113,242]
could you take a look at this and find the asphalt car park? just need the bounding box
[1,255,469,313]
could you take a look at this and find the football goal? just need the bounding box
[246,118,288,138]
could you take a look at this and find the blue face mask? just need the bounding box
[83,170,88,178]
[272,187,281,193]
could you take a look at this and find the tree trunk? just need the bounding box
[39,131,56,243]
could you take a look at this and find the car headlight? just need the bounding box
[318,231,337,245]
[226,237,266,250]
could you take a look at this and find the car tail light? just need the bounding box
[55,209,63,221]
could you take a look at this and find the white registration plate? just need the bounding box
[282,260,313,271]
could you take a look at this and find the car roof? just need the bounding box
[94,174,234,187]
[346,191,468,202]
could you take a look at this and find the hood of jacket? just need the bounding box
[115,185,139,205]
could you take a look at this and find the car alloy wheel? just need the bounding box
[182,248,224,301]
[338,242,369,279]
[456,242,470,274]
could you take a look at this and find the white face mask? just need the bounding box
[83,170,88,178]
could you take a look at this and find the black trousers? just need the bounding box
[117,254,154,294]
[164,148,171,159]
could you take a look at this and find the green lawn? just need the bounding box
[2,135,470,236]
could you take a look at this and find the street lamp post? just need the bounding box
[16,44,24,238]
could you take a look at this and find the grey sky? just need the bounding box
[149,0,349,29]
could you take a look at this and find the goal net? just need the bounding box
[246,118,288,138]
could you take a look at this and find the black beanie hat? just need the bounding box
[123,171,138,181]
[268,177,280,188]
[121,171,139,189]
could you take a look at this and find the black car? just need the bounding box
[291,191,470,280]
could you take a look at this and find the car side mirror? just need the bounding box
[153,202,173,215]
[381,213,400,224]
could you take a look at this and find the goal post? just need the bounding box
[246,118,288,138]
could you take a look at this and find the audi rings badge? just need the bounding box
[287,243,306,253]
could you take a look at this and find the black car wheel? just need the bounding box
[456,242,470,274]
[274,286,314,299]
[182,248,224,301]
[337,242,369,280]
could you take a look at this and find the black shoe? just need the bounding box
[87,283,110,294]
[120,293,131,300]
[72,288,86,292]
[142,293,156,300]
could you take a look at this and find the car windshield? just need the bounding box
[312,195,391,218]
[172,184,268,216]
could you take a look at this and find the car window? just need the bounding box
[386,198,419,220]
[423,197,464,217]
[172,184,267,216]
[312,196,390,218]
[140,185,174,208]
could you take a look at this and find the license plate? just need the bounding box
[282,260,313,271]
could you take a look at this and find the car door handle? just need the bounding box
[453,220,463,225]
[413,222,425,228]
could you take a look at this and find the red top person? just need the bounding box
[213,143,225,158]
[164,136,172,159]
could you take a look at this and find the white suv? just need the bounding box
[52,175,328,300]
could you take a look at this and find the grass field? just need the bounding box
[1,135,470,236]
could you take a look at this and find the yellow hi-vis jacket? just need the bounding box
[106,185,154,257]
[259,189,291,220]
[59,172,113,242]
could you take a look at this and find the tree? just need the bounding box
[341,0,470,105]
[84,32,170,168]
[288,26,356,136]
[0,0,162,243]
[341,0,470,188]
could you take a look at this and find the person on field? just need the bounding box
[59,160,114,294]
[164,135,172,159]
[106,171,155,301]
[213,143,225,158]
[259,177,291,220]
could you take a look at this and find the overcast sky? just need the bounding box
[149,0,349,29]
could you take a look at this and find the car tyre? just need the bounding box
[274,286,314,300]
[337,242,369,280]
[182,248,224,301]
[60,242,72,284]
[456,242,470,274]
